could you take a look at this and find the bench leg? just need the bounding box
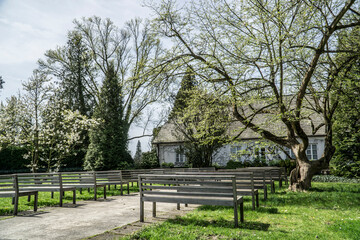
[73,190,76,204]
[271,182,275,193]
[12,197,15,205]
[108,185,110,191]
[14,196,19,215]
[256,193,259,208]
[51,192,54,198]
[234,203,238,228]
[152,202,156,217]
[127,183,130,195]
[28,195,31,202]
[264,187,268,200]
[279,179,283,188]
[34,193,38,212]
[94,187,97,201]
[120,183,123,196]
[240,202,244,223]
[177,203,180,210]
[60,191,63,207]
[185,203,188,207]
[104,186,107,199]
[80,188,83,194]
[140,199,144,222]
[252,194,255,210]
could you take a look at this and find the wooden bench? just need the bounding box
[61,171,107,200]
[219,169,270,200]
[175,171,259,210]
[17,173,76,207]
[122,170,150,188]
[232,168,275,194]
[95,170,129,195]
[139,174,244,227]
[0,174,38,215]
[246,167,288,187]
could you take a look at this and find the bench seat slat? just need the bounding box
[143,196,236,207]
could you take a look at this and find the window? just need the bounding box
[230,145,242,161]
[306,143,318,160]
[176,152,186,163]
[284,147,295,159]
[284,144,318,160]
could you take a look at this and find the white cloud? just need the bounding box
[0,0,155,153]
[0,0,152,96]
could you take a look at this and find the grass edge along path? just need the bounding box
[120,182,360,240]
[0,184,139,216]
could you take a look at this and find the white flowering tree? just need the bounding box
[40,96,98,171]
[0,95,29,150]
[1,71,98,172]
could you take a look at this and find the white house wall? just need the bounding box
[157,144,180,165]
[157,137,325,167]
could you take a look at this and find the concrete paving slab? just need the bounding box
[0,193,190,240]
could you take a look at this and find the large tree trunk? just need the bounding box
[289,138,336,191]
[289,160,314,191]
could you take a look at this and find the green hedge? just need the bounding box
[0,146,29,173]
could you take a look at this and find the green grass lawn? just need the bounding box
[122,182,360,240]
[0,183,139,216]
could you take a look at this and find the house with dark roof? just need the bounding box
[152,98,326,167]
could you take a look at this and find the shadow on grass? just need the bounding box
[167,216,270,231]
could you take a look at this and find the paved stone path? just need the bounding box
[0,193,192,240]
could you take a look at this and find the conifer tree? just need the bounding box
[84,63,132,170]
[134,140,142,165]
[169,67,195,119]
[0,76,4,90]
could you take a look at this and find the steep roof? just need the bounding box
[153,97,326,144]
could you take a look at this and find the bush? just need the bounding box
[225,160,244,169]
[161,162,174,168]
[330,151,360,179]
[312,175,360,183]
[269,159,296,175]
[0,146,29,173]
[252,157,267,167]
[137,150,159,169]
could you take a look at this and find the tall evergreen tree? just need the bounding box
[84,63,132,170]
[134,140,142,165]
[169,67,196,119]
[0,76,4,90]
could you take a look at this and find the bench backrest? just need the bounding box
[234,168,274,183]
[95,170,123,184]
[122,170,150,181]
[173,171,255,192]
[17,173,63,188]
[139,174,238,206]
[246,167,286,180]
[0,174,17,194]
[61,171,96,186]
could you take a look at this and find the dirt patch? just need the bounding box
[84,206,196,240]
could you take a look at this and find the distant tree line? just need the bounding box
[0,17,168,172]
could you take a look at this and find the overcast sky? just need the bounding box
[0,0,157,154]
